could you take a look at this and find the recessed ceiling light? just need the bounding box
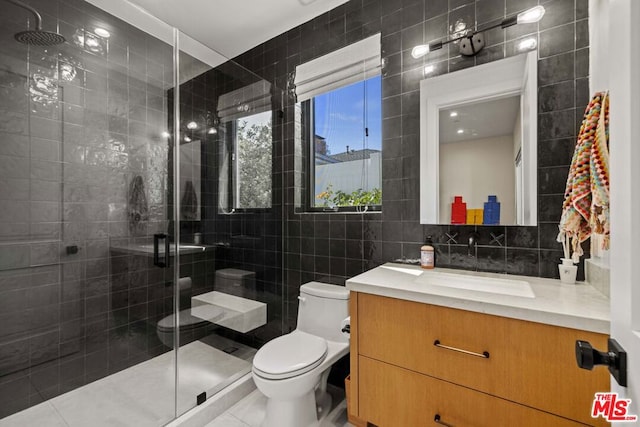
[450,111,458,118]
[457,129,464,134]
[94,27,110,38]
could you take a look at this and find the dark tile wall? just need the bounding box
[0,0,174,418]
[230,0,590,331]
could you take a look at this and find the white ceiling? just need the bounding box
[126,0,350,59]
[439,96,521,144]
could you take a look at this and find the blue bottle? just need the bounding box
[483,195,500,225]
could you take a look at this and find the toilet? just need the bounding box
[215,268,256,297]
[155,276,211,348]
[252,282,350,427]
[156,309,210,348]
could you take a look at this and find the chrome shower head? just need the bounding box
[15,30,66,46]
[4,0,66,46]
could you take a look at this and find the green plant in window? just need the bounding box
[316,185,381,207]
[237,117,272,208]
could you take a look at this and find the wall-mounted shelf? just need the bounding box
[191,291,267,333]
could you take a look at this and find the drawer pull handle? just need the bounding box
[434,414,454,426]
[433,340,490,359]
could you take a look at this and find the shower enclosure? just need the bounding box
[0,0,284,424]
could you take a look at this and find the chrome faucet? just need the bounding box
[468,232,480,256]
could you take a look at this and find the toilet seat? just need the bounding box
[253,331,328,380]
[157,310,208,333]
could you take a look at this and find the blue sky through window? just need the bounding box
[313,75,381,155]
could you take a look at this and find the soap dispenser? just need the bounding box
[420,236,435,269]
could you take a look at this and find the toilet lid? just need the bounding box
[253,331,328,380]
[157,310,208,332]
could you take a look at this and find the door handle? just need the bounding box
[434,340,490,359]
[153,233,170,268]
[576,339,627,386]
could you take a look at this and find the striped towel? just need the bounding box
[557,92,610,261]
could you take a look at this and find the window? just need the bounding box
[308,75,381,210]
[294,33,382,211]
[234,111,272,209]
[217,80,273,212]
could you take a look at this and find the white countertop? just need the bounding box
[346,263,610,334]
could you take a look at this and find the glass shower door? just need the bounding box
[173,34,285,416]
[0,0,179,424]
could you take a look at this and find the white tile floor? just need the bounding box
[204,386,353,427]
[0,340,254,427]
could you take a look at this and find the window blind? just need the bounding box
[294,33,381,102]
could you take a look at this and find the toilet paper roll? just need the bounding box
[178,277,192,290]
[340,316,351,336]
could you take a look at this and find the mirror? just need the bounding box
[420,51,537,226]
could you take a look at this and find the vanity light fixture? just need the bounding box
[411,5,545,59]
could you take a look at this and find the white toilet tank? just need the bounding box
[296,282,349,343]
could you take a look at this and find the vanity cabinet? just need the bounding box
[349,292,610,427]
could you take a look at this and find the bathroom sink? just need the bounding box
[414,270,535,298]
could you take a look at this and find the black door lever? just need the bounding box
[153,233,170,268]
[576,339,627,386]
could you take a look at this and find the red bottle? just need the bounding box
[451,196,467,224]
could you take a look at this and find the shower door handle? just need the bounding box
[153,233,170,268]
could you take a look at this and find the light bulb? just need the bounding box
[94,28,110,38]
[207,127,217,134]
[517,5,545,24]
[518,37,537,51]
[186,121,198,130]
[411,45,430,59]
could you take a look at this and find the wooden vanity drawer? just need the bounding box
[359,355,588,427]
[357,293,609,426]
[358,293,509,398]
